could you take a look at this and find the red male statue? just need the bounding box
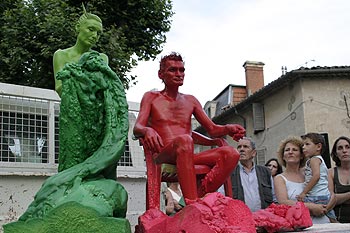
[133,52,245,202]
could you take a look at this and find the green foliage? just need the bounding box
[0,0,174,90]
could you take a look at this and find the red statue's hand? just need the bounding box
[226,124,246,142]
[232,133,245,142]
[143,127,164,153]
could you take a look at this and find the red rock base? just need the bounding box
[253,202,313,232]
[135,192,255,233]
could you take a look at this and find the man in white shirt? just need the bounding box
[230,137,273,212]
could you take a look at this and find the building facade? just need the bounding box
[199,63,350,167]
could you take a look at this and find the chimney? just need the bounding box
[243,61,265,96]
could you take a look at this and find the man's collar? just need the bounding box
[238,161,256,171]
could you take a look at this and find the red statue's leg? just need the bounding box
[194,146,239,197]
[173,135,197,200]
[154,135,197,201]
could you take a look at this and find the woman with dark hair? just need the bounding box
[265,158,283,177]
[328,136,350,223]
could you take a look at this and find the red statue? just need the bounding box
[133,52,245,202]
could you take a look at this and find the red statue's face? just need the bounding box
[159,60,185,87]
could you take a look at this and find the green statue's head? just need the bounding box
[75,7,103,47]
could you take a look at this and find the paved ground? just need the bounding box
[2,222,350,233]
[299,223,350,232]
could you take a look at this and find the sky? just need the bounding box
[126,0,350,106]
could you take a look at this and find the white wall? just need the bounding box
[0,174,146,231]
[301,78,350,146]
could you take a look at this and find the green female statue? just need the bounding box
[4,7,130,233]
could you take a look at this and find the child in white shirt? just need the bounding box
[297,133,337,222]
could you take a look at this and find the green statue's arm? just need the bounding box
[53,49,109,97]
[53,50,65,96]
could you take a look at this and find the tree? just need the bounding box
[0,0,173,90]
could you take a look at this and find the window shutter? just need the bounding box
[255,149,266,165]
[253,103,265,132]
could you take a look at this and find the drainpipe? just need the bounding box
[234,107,246,130]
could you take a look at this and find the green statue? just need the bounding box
[4,7,130,233]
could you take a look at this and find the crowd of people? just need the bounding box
[230,134,339,224]
[161,134,350,225]
[274,134,350,224]
[228,133,350,224]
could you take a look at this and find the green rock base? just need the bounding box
[4,202,131,233]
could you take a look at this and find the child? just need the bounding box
[297,133,337,222]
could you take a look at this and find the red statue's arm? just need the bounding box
[191,131,228,147]
[133,92,152,137]
[133,92,164,153]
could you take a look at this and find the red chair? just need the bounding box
[139,131,233,210]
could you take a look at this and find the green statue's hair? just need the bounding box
[76,3,102,32]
